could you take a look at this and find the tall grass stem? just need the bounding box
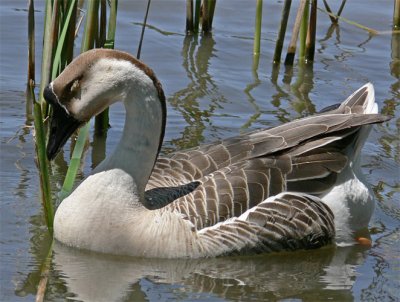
[201,0,210,33]
[32,84,54,234]
[208,0,217,30]
[322,0,337,23]
[186,0,194,33]
[81,0,100,52]
[305,0,317,63]
[39,0,53,112]
[253,0,263,55]
[27,0,35,117]
[51,0,78,80]
[194,0,201,34]
[298,0,309,64]
[137,0,151,60]
[94,0,110,134]
[284,0,307,66]
[394,0,400,29]
[273,0,292,64]
[336,0,347,18]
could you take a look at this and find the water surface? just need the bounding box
[1,0,399,301]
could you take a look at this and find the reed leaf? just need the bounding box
[253,0,263,55]
[59,123,90,200]
[51,0,78,80]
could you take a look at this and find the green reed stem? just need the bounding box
[273,0,292,64]
[38,0,53,107]
[305,0,317,63]
[94,0,109,135]
[35,240,54,302]
[27,0,35,118]
[318,7,379,35]
[394,0,400,29]
[298,0,309,64]
[253,0,263,55]
[105,0,118,49]
[40,0,58,116]
[201,0,210,32]
[284,0,307,66]
[81,0,99,52]
[208,0,216,30]
[97,0,107,48]
[322,0,336,23]
[62,1,78,67]
[95,0,118,134]
[336,0,347,18]
[32,84,54,234]
[194,0,201,34]
[186,0,194,33]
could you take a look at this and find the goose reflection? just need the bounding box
[52,242,371,301]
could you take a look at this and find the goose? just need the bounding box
[44,49,389,258]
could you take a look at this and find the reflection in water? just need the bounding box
[241,54,261,130]
[167,35,227,151]
[51,242,371,301]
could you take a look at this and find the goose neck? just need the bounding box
[94,85,164,201]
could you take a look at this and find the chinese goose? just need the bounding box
[44,49,389,258]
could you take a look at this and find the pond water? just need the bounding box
[1,0,399,301]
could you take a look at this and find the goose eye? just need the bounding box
[70,80,80,92]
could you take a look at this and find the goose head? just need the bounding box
[44,49,166,161]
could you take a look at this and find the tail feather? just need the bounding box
[320,83,377,115]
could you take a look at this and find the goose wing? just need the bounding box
[147,84,389,230]
[150,112,387,187]
[197,192,335,256]
[147,112,387,227]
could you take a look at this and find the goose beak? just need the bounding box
[44,85,83,161]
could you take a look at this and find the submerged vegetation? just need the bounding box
[25,0,399,299]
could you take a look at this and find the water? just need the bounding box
[1,0,399,301]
